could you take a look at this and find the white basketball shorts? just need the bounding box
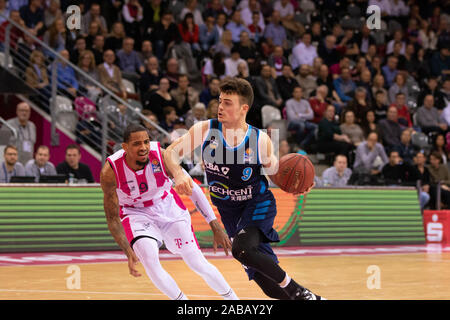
[120,189,200,255]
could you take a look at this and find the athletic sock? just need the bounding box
[175,292,189,300]
[221,288,239,300]
[279,274,291,289]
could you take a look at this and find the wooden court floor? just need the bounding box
[1,251,450,300]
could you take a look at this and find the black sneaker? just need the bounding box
[284,279,326,300]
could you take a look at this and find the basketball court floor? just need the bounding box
[1,244,449,300]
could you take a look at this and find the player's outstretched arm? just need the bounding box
[100,162,141,277]
[164,120,209,196]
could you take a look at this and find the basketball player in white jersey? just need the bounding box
[100,123,238,300]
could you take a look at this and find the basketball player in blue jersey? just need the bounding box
[164,77,324,300]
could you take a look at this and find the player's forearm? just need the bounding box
[189,177,217,224]
[163,146,185,180]
[104,204,133,257]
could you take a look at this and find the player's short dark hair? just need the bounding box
[219,77,254,109]
[123,123,148,143]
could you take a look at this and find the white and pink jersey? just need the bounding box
[106,142,173,216]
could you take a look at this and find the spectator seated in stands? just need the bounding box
[372,90,388,123]
[224,46,248,77]
[25,50,51,110]
[381,56,399,88]
[69,36,86,65]
[178,12,201,56]
[388,73,410,105]
[97,49,125,97]
[267,46,287,77]
[378,106,403,153]
[199,77,220,107]
[291,32,318,69]
[317,104,353,159]
[19,0,45,36]
[263,10,288,50]
[56,144,94,183]
[285,86,317,150]
[116,37,145,85]
[24,145,56,182]
[412,151,431,209]
[159,106,178,133]
[80,2,107,37]
[76,50,101,102]
[318,35,340,67]
[251,64,282,127]
[139,110,166,144]
[431,133,448,164]
[43,17,66,52]
[429,43,450,78]
[139,56,161,95]
[6,102,37,166]
[199,15,220,53]
[295,64,317,99]
[185,102,207,129]
[0,145,26,183]
[276,64,299,103]
[321,154,352,187]
[105,21,126,53]
[428,151,450,209]
[170,74,199,118]
[353,131,388,176]
[415,94,448,135]
[343,87,371,125]
[108,103,135,143]
[417,76,447,111]
[146,10,181,61]
[339,110,365,148]
[396,129,418,165]
[56,49,79,98]
[143,77,176,122]
[308,85,329,124]
[389,92,413,128]
[381,150,416,186]
[333,67,356,103]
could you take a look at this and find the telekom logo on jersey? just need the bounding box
[177,126,280,176]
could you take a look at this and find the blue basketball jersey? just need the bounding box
[201,119,269,209]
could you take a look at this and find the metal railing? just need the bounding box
[0,12,171,163]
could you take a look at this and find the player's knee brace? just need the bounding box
[231,233,256,265]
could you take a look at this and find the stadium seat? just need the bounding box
[267,119,288,141]
[122,79,136,94]
[56,110,79,133]
[411,131,431,150]
[261,105,282,128]
[52,95,73,113]
[0,52,14,69]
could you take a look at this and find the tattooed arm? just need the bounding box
[100,161,141,277]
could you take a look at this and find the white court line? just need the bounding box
[0,288,270,300]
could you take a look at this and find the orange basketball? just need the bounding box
[270,153,315,194]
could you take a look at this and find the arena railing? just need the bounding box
[0,12,171,164]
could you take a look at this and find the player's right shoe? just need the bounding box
[284,279,326,300]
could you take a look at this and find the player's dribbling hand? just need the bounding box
[293,182,315,197]
[127,251,142,277]
[174,174,194,196]
[210,220,232,256]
